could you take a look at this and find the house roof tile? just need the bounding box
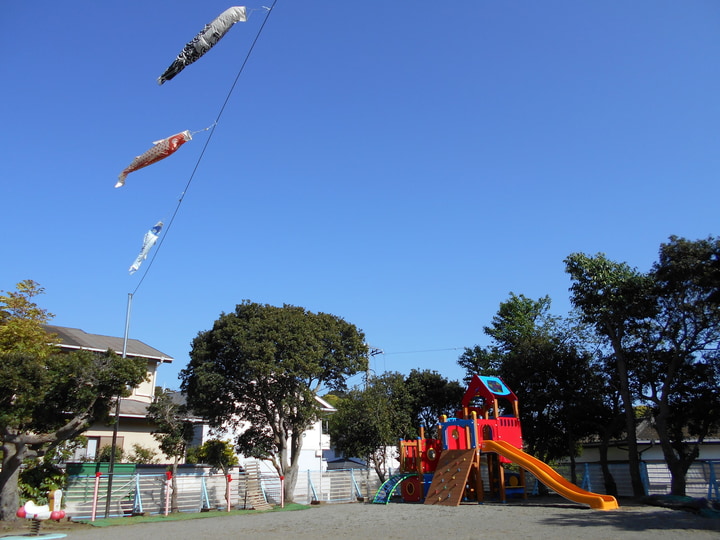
[44,325,173,363]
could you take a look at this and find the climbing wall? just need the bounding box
[423,449,476,506]
[241,460,273,511]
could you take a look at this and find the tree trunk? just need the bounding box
[653,407,697,497]
[283,465,299,503]
[609,337,645,497]
[0,415,91,520]
[372,454,386,484]
[569,453,577,486]
[282,429,302,503]
[0,442,26,521]
[171,458,179,513]
[567,432,578,485]
[668,462,688,496]
[599,432,618,496]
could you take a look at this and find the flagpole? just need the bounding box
[104,292,133,518]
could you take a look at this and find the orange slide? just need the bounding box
[482,440,619,510]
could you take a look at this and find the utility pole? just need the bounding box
[365,346,383,388]
[105,293,133,518]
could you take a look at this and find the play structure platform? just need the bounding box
[375,374,618,510]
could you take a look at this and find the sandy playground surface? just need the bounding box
[3,498,720,540]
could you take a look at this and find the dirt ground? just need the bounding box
[3,498,720,540]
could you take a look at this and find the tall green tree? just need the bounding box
[565,254,653,497]
[636,236,720,494]
[580,349,627,496]
[0,281,147,520]
[180,301,367,502]
[147,388,195,512]
[328,372,415,482]
[458,293,557,380]
[458,293,608,472]
[567,238,720,496]
[404,369,464,438]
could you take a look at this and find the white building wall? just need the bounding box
[193,418,332,473]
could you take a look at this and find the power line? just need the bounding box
[132,2,279,295]
[379,347,466,356]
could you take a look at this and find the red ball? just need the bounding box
[50,510,65,521]
[16,507,26,519]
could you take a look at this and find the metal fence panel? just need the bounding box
[305,469,382,504]
[64,460,719,520]
[65,473,240,519]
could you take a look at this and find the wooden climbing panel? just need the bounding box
[423,449,476,506]
[242,460,273,511]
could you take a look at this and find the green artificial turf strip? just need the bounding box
[78,503,311,527]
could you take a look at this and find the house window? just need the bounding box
[72,437,100,461]
[86,437,100,460]
[98,436,124,454]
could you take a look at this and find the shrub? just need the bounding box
[96,445,124,463]
[128,444,159,464]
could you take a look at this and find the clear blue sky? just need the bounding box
[2,1,718,390]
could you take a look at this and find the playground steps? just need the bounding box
[424,449,476,506]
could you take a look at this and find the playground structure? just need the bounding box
[374,374,618,510]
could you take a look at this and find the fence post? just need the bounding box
[708,462,719,500]
[581,463,592,491]
[308,470,318,503]
[226,474,232,512]
[164,471,172,516]
[201,475,210,511]
[132,473,143,515]
[639,462,649,496]
[91,472,101,522]
[280,476,285,508]
[350,470,362,499]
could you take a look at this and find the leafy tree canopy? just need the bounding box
[0,281,147,520]
[458,293,608,464]
[189,439,238,475]
[0,280,58,358]
[180,301,368,501]
[328,372,414,482]
[565,236,720,495]
[404,369,464,437]
[148,389,195,461]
